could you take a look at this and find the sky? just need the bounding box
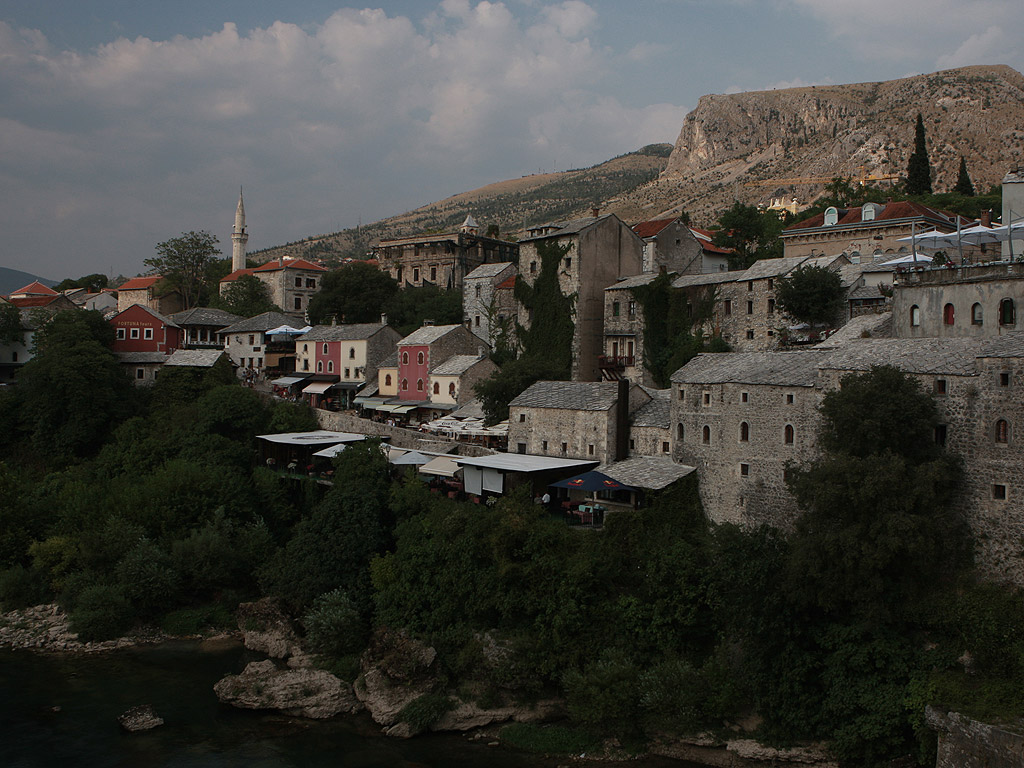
[1,0,1022,280]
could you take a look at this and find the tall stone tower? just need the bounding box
[231,188,248,272]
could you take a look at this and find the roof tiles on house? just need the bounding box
[168,307,243,327]
[671,351,828,387]
[784,201,966,233]
[740,255,813,280]
[521,216,606,242]
[11,281,57,296]
[596,457,695,490]
[252,258,327,273]
[115,303,179,327]
[118,275,163,291]
[465,262,515,280]
[510,380,622,411]
[978,332,1024,358]
[631,218,676,239]
[672,272,738,289]
[399,324,465,346]
[430,354,486,376]
[630,392,670,428]
[219,311,297,335]
[164,349,227,367]
[606,273,666,291]
[821,338,983,377]
[297,323,390,342]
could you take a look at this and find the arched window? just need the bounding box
[739,422,749,442]
[448,382,456,396]
[385,374,392,387]
[677,423,684,440]
[401,378,408,391]
[327,361,334,373]
[1000,299,1016,326]
[433,382,440,395]
[702,425,711,445]
[996,419,1009,444]
[972,303,983,325]
[417,351,425,365]
[417,378,424,391]
[401,351,409,365]
[910,305,920,327]
[943,303,955,325]
[322,343,328,355]
[784,424,794,445]
[349,347,355,359]
[316,361,323,372]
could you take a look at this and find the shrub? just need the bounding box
[0,565,50,610]
[302,589,368,658]
[499,722,597,754]
[398,692,454,731]
[70,584,133,641]
[160,604,234,636]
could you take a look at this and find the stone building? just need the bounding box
[517,214,644,381]
[219,311,296,371]
[1001,167,1024,259]
[396,324,487,403]
[627,389,672,458]
[462,261,517,344]
[294,322,401,407]
[602,273,659,384]
[220,257,326,319]
[168,307,243,350]
[372,215,518,291]
[781,200,969,261]
[670,351,827,528]
[893,262,1024,340]
[116,276,183,316]
[428,354,497,406]
[631,218,731,275]
[508,380,650,464]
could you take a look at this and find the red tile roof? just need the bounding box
[11,281,57,296]
[6,295,62,308]
[495,276,517,290]
[631,218,676,239]
[220,268,257,283]
[119,275,163,291]
[784,201,966,233]
[252,258,327,273]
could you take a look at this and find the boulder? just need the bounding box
[235,598,301,659]
[214,660,362,719]
[354,629,439,727]
[118,704,164,732]
[433,698,562,732]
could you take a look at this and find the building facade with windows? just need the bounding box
[220,257,326,318]
[395,324,486,401]
[219,311,297,371]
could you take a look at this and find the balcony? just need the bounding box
[598,355,635,370]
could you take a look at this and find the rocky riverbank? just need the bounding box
[0,604,168,653]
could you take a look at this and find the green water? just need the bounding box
[0,643,699,768]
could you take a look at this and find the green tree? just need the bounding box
[146,230,222,309]
[0,303,23,345]
[774,264,845,328]
[905,113,932,195]
[954,156,975,197]
[712,202,785,269]
[307,262,398,325]
[216,274,280,317]
[385,283,463,336]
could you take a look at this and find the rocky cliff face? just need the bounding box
[650,65,1024,223]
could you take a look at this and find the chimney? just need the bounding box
[423,319,434,327]
[592,207,601,218]
[380,313,388,325]
[981,210,992,227]
[615,379,630,461]
[278,255,284,268]
[331,315,337,326]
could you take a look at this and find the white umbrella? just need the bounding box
[956,224,1004,246]
[895,229,957,249]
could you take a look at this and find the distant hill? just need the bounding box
[254,64,1024,263]
[0,267,56,296]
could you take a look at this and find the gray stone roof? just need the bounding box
[597,457,696,490]
[671,272,738,289]
[814,312,892,348]
[451,398,486,420]
[431,354,485,376]
[740,255,810,280]
[399,324,465,346]
[630,392,670,428]
[821,338,982,376]
[979,332,1024,358]
[378,351,398,368]
[164,349,227,367]
[511,380,621,411]
[117,351,168,364]
[297,323,389,342]
[606,273,666,291]
[847,284,887,301]
[670,351,827,387]
[168,307,242,328]
[220,311,296,335]
[465,262,514,280]
[521,216,605,242]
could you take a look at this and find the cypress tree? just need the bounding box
[905,113,932,195]
[954,155,975,196]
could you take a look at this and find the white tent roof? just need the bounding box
[418,455,462,477]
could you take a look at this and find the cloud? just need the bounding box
[937,25,1013,69]
[0,3,687,277]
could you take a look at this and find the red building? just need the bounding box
[395,324,483,401]
[110,304,182,355]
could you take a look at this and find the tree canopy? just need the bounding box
[905,113,932,195]
[146,231,222,309]
[712,202,786,269]
[954,156,975,197]
[215,274,280,317]
[774,264,845,328]
[307,262,399,325]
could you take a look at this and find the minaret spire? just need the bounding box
[231,187,248,272]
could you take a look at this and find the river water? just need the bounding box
[0,642,701,768]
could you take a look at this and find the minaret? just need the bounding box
[231,188,248,272]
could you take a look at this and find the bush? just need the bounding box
[70,584,133,641]
[0,565,50,610]
[302,589,368,658]
[160,603,234,636]
[398,692,454,731]
[562,649,642,737]
[499,722,597,754]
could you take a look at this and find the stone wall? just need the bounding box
[926,707,1024,768]
[509,406,617,463]
[718,277,785,352]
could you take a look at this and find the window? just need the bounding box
[677,423,684,440]
[561,442,567,454]
[303,360,309,371]
[739,422,749,442]
[564,257,571,270]
[628,301,636,317]
[317,361,323,372]
[767,299,775,314]
[724,300,732,315]
[417,378,424,391]
[433,382,440,395]
[786,393,794,404]
[741,391,748,403]
[401,378,408,391]
[702,425,710,444]
[116,328,126,340]
[996,419,1009,444]
[935,379,947,395]
[136,368,145,380]
[910,305,921,327]
[784,424,794,445]
[11,352,17,362]
[530,261,537,274]
[475,315,480,327]
[306,278,316,289]
[542,440,548,451]
[993,484,1007,500]
[662,441,670,454]
[413,268,420,282]
[678,388,685,401]
[401,352,409,365]
[739,463,750,477]
[746,330,754,340]
[1000,299,1016,326]
[519,413,526,422]
[448,382,456,396]
[322,343,329,355]
[385,374,392,387]
[612,301,620,317]
[328,361,334,373]
[143,328,153,340]
[344,368,350,378]
[747,280,754,291]
[746,301,753,315]
[703,391,711,405]
[475,285,481,298]
[129,328,140,339]
[430,266,437,282]
[417,351,424,365]
[588,444,595,456]
[943,303,955,325]
[767,279,774,290]
[295,277,302,288]
[1000,372,1010,387]
[349,348,355,359]
[517,443,527,455]
[972,303,983,325]
[629,439,635,450]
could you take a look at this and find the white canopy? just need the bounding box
[302,381,334,395]
[266,325,312,335]
[418,456,462,477]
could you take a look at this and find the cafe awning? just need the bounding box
[418,455,462,477]
[303,381,334,395]
[271,375,307,387]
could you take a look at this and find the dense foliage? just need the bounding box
[214,274,280,317]
[712,201,787,269]
[906,113,933,195]
[146,230,223,309]
[774,264,845,328]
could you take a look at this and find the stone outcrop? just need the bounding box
[0,604,160,653]
[926,706,1024,768]
[214,660,362,719]
[118,705,164,732]
[649,734,837,767]
[235,598,302,660]
[354,629,439,729]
